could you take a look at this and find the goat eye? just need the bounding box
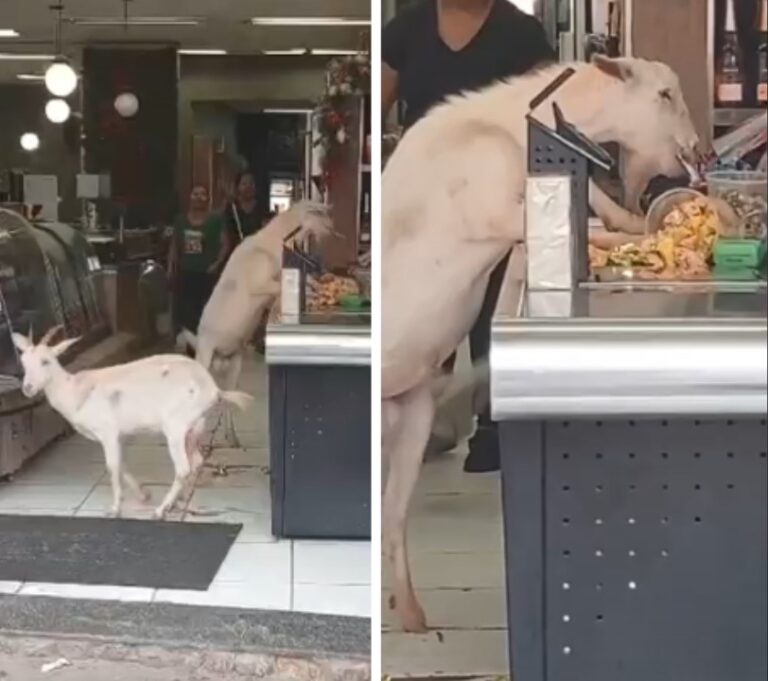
[660,89,672,101]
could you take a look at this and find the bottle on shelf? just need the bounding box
[758,0,768,104]
[718,0,745,106]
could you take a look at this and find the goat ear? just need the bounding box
[592,55,634,81]
[11,332,32,352]
[50,337,80,358]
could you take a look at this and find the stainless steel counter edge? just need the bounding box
[266,322,371,367]
[491,280,768,419]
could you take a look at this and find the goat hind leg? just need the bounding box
[382,384,434,632]
[155,430,192,519]
[121,468,151,503]
[221,352,244,449]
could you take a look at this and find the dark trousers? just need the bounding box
[442,251,511,428]
[176,270,214,334]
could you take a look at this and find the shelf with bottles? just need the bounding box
[713,0,767,112]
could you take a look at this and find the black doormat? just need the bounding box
[0,515,242,590]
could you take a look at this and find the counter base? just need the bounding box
[269,365,371,540]
[500,417,767,681]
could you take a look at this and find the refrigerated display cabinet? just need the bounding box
[0,208,109,476]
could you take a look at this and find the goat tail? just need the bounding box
[219,390,254,412]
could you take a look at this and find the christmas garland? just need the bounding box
[314,53,370,180]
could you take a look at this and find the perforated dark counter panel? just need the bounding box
[500,418,768,681]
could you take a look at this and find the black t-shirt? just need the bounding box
[383,0,556,129]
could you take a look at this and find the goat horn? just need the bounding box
[40,325,64,346]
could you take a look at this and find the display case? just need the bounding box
[491,113,767,681]
[0,209,110,477]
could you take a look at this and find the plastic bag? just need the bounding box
[713,113,768,168]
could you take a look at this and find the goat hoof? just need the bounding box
[109,507,122,519]
[152,508,167,520]
[400,605,428,633]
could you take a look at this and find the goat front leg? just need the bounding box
[382,383,434,633]
[222,351,244,449]
[155,429,192,519]
[589,181,646,235]
[121,468,151,504]
[102,437,124,517]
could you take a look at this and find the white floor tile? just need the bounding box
[188,485,270,515]
[383,629,508,677]
[183,510,274,543]
[77,484,177,518]
[154,582,290,611]
[294,584,371,618]
[0,581,22,595]
[0,484,93,513]
[12,464,105,487]
[383,551,504,590]
[382,588,507,631]
[294,541,371,586]
[18,582,154,603]
[212,541,291,583]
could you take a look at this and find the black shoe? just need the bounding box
[463,425,500,473]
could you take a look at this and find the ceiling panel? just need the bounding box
[0,0,370,82]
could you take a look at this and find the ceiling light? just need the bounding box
[66,17,203,26]
[17,73,46,81]
[0,53,55,60]
[20,133,40,151]
[45,98,71,124]
[46,58,78,97]
[262,49,307,56]
[0,29,20,38]
[178,49,227,55]
[250,17,370,27]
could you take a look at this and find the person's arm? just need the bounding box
[382,62,399,121]
[381,11,410,122]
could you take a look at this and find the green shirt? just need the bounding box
[174,212,226,274]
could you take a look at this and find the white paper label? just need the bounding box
[280,268,301,319]
[758,83,767,103]
[718,83,743,103]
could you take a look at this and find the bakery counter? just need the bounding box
[265,309,371,540]
[491,277,767,681]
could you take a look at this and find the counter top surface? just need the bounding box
[491,276,768,419]
[266,309,370,367]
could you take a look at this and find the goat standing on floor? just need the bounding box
[12,327,253,518]
[184,200,335,447]
[382,56,702,632]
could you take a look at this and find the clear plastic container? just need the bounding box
[706,170,768,239]
[645,188,706,235]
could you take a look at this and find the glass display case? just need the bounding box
[0,209,108,386]
[0,209,56,382]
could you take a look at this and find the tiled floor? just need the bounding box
[0,356,370,618]
[382,448,507,677]
[382,340,508,677]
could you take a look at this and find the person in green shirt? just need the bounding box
[168,184,233,343]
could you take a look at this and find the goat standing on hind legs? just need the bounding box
[12,327,253,519]
[183,201,335,449]
[382,55,701,632]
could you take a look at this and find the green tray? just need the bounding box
[712,239,762,269]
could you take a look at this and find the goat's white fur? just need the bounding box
[382,56,700,632]
[12,329,253,518]
[185,201,334,447]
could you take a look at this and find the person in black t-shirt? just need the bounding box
[225,170,262,243]
[382,0,555,474]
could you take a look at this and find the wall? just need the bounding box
[0,84,81,221]
[178,55,327,200]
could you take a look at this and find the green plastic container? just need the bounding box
[712,238,762,269]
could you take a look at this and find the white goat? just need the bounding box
[12,326,253,518]
[185,200,335,447]
[382,56,701,632]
